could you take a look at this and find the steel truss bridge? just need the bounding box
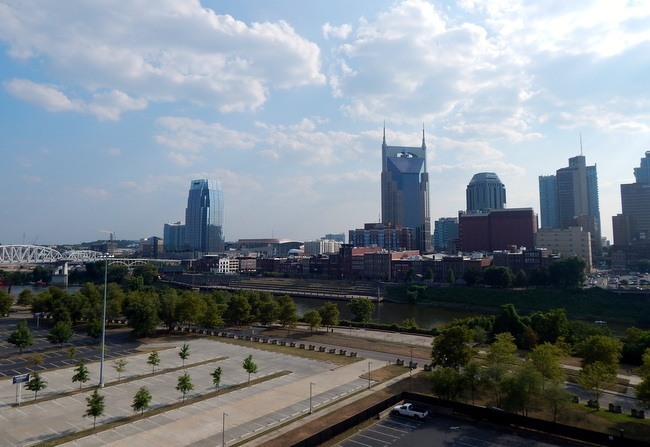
[0,245,181,267]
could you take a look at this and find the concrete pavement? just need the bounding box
[0,336,392,447]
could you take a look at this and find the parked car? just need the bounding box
[392,403,429,420]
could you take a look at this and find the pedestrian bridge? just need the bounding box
[0,245,181,267]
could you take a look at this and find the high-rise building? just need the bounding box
[613,151,650,245]
[184,179,225,253]
[539,154,601,258]
[163,221,185,252]
[433,217,459,252]
[466,172,506,212]
[538,175,559,228]
[459,208,537,253]
[381,126,431,252]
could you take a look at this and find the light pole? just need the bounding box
[309,382,315,414]
[367,361,372,389]
[222,412,227,447]
[98,253,108,387]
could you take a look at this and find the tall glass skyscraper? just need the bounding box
[614,151,650,244]
[184,179,224,253]
[381,126,431,252]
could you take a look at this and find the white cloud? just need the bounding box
[5,79,145,120]
[0,0,325,117]
[322,22,352,40]
[81,187,109,200]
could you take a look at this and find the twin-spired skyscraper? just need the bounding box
[380,126,432,252]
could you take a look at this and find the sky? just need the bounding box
[1,0,650,246]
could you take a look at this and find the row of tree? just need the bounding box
[449,257,587,289]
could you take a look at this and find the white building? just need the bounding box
[535,226,592,272]
[210,257,240,274]
[303,239,341,256]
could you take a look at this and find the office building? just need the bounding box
[381,126,432,252]
[535,226,592,271]
[539,154,601,258]
[184,179,225,253]
[459,208,537,253]
[466,172,506,212]
[538,175,559,229]
[163,222,185,252]
[433,217,459,252]
[349,223,415,251]
[613,151,650,245]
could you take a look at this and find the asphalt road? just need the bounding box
[337,412,587,447]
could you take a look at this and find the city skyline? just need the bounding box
[1,1,650,245]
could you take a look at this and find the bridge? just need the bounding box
[0,245,182,267]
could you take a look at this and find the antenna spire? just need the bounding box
[382,121,386,145]
[422,123,426,148]
[579,132,583,156]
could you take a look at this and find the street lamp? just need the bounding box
[309,382,315,414]
[368,362,372,389]
[98,252,108,387]
[222,412,228,447]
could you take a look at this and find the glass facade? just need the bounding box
[184,179,225,253]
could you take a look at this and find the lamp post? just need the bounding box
[368,362,372,389]
[309,382,315,414]
[98,253,108,387]
[222,412,227,447]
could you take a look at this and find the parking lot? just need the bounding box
[336,412,586,447]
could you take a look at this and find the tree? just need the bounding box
[132,386,152,415]
[124,293,160,337]
[243,354,258,384]
[576,335,623,373]
[502,363,543,416]
[226,294,252,326]
[577,361,617,409]
[430,366,464,401]
[7,320,33,353]
[542,382,573,422]
[26,372,47,400]
[462,360,482,404]
[446,269,455,286]
[463,268,482,287]
[303,310,322,331]
[258,298,280,326]
[513,270,529,287]
[68,346,77,360]
[175,372,194,402]
[347,297,374,323]
[113,359,128,381]
[491,304,526,343]
[318,302,339,330]
[47,321,74,346]
[84,389,105,429]
[483,266,514,288]
[431,325,473,369]
[483,332,518,407]
[87,318,103,340]
[549,256,586,288]
[178,291,207,329]
[72,361,90,390]
[179,343,190,367]
[147,351,161,374]
[527,343,566,387]
[211,366,222,393]
[277,295,298,329]
[0,290,13,315]
[157,288,181,330]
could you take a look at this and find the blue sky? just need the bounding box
[1,0,649,245]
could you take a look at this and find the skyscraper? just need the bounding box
[466,172,506,212]
[184,179,224,253]
[614,151,650,245]
[381,126,432,252]
[538,175,559,228]
[539,154,601,257]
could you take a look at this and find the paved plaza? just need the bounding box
[0,338,392,447]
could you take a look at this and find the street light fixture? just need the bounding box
[309,382,315,414]
[98,252,108,387]
[222,412,228,447]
